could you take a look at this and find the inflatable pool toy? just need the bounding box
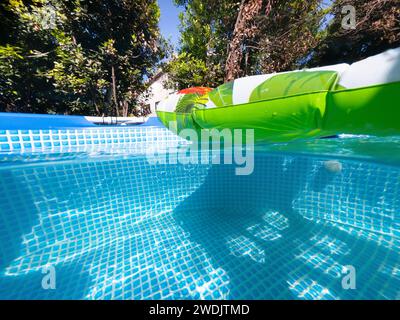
[156,47,400,142]
[157,87,212,134]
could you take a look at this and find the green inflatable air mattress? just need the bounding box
[156,48,400,142]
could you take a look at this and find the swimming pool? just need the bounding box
[0,123,399,300]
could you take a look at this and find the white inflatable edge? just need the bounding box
[338,47,400,89]
[232,74,275,105]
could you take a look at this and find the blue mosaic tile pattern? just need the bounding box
[0,139,399,300]
[0,127,186,152]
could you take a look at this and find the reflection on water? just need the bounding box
[0,150,399,300]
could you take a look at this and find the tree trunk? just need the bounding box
[111,64,119,117]
[224,0,264,82]
[122,101,128,117]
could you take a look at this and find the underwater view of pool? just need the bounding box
[0,126,399,300]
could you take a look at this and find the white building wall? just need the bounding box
[144,73,175,116]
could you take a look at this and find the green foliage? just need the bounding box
[306,0,400,67]
[167,0,399,89]
[48,31,108,115]
[0,0,168,116]
[163,53,210,90]
[164,0,239,90]
[0,0,60,113]
[167,0,327,88]
[254,0,329,73]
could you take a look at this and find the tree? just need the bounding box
[48,30,109,115]
[0,0,61,113]
[165,0,241,90]
[168,0,399,89]
[224,0,264,82]
[50,0,170,117]
[306,0,400,67]
[254,0,329,73]
[0,0,168,116]
[168,0,329,88]
[163,52,209,90]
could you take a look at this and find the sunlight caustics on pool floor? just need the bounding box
[0,149,399,300]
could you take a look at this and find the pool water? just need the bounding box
[0,131,399,300]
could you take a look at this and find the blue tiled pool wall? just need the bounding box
[0,127,185,152]
[0,152,399,299]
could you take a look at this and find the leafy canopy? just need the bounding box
[0,0,169,116]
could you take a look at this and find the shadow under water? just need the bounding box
[173,154,400,299]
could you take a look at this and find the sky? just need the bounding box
[158,0,183,49]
